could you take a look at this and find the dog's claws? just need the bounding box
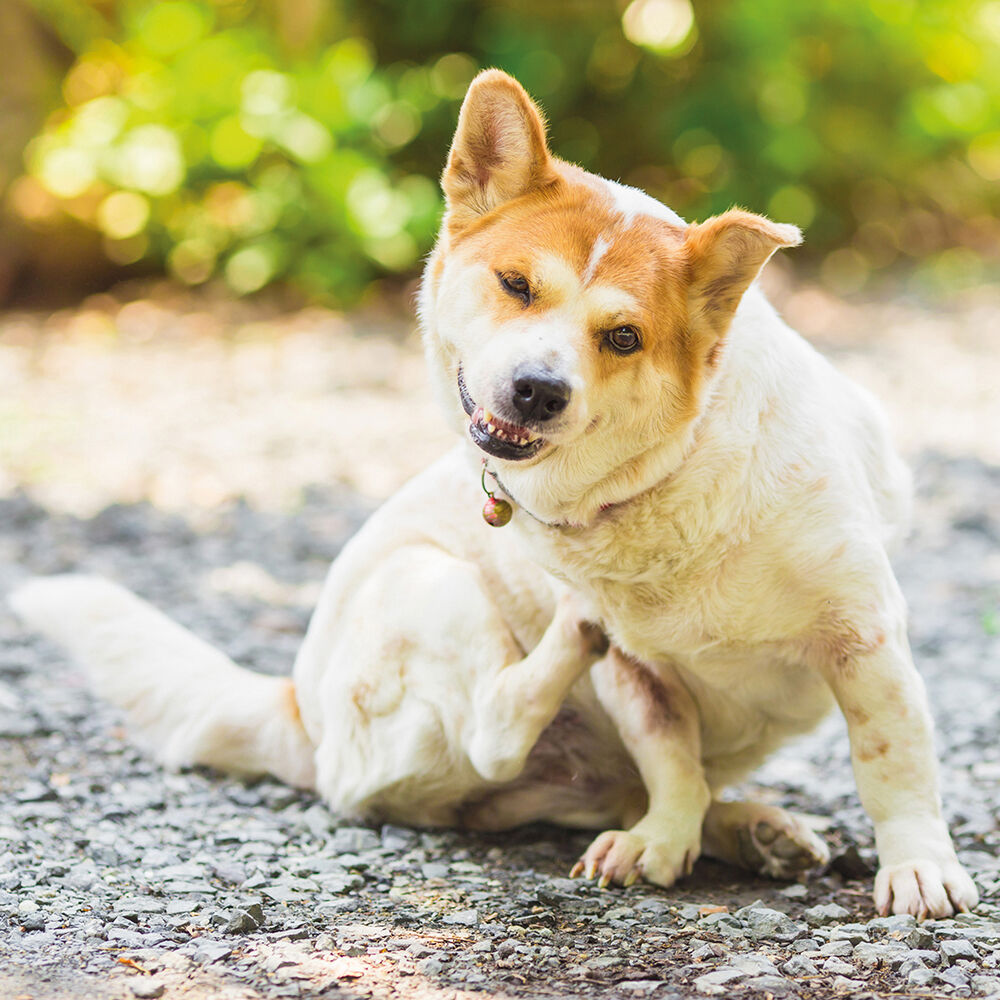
[569,861,584,878]
[597,872,612,889]
[623,869,639,888]
[585,861,598,880]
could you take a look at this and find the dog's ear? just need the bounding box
[442,69,556,232]
[684,209,801,349]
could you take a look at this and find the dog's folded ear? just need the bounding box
[685,210,802,348]
[442,69,557,232]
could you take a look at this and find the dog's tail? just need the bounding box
[8,575,316,789]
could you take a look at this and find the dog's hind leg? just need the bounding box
[701,800,830,879]
[466,592,611,784]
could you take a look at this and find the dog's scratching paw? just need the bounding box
[874,859,979,918]
[577,620,610,657]
[571,827,697,890]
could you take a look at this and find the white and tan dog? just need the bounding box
[11,71,977,919]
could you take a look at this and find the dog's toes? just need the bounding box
[573,828,694,890]
[875,859,979,919]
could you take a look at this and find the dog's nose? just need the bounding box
[510,367,571,423]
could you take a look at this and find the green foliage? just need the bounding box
[18,0,1000,300]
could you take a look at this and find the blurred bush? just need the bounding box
[6,0,1000,301]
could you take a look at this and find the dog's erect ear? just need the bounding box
[442,69,556,231]
[685,209,801,346]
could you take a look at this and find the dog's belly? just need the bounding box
[460,695,642,831]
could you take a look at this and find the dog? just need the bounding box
[10,70,977,919]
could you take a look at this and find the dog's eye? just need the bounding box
[606,326,641,355]
[498,271,531,304]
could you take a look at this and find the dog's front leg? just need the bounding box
[819,623,978,917]
[573,649,710,888]
[466,592,608,783]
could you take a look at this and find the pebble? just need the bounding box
[941,937,980,963]
[803,902,851,926]
[737,904,805,943]
[783,955,819,976]
[822,956,858,977]
[130,980,166,999]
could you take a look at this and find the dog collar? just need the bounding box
[480,460,621,530]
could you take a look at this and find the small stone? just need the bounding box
[130,980,166,999]
[211,860,247,885]
[803,902,851,927]
[940,938,979,964]
[822,956,857,976]
[744,974,795,995]
[224,905,264,934]
[783,956,819,976]
[381,825,417,851]
[935,965,971,989]
[830,923,869,945]
[907,965,936,988]
[331,827,380,853]
[906,925,936,949]
[694,968,746,995]
[852,941,901,967]
[691,943,725,961]
[732,954,780,977]
[972,975,1000,995]
[699,911,743,936]
[790,938,821,953]
[418,956,446,976]
[190,939,233,964]
[819,940,854,958]
[831,975,867,993]
[739,906,805,942]
[866,913,916,934]
[442,908,478,926]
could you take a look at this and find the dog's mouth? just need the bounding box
[457,368,547,462]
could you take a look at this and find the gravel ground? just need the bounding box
[1,284,999,999]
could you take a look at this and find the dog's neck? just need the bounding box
[479,419,703,531]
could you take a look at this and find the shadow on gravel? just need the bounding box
[0,454,998,999]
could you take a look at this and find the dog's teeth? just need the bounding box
[487,423,496,433]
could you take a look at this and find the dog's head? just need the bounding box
[419,70,800,526]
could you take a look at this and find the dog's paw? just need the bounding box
[735,809,830,880]
[570,828,698,889]
[553,590,608,658]
[874,858,979,918]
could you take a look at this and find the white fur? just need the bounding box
[10,575,315,787]
[603,178,686,229]
[582,236,611,285]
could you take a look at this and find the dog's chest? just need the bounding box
[515,502,821,665]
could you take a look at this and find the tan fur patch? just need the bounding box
[283,678,302,725]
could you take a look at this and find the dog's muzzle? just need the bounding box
[458,367,549,462]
